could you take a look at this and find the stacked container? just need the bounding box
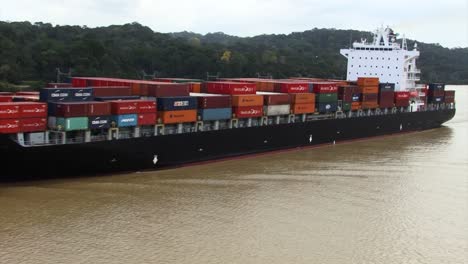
[87,101,112,129]
[192,94,232,121]
[358,78,379,109]
[444,90,455,104]
[310,82,338,113]
[394,92,410,107]
[378,83,395,108]
[157,97,198,124]
[259,92,291,116]
[290,93,315,114]
[0,102,47,134]
[428,83,445,104]
[205,82,256,95]
[273,82,309,94]
[110,100,157,127]
[232,94,264,118]
[338,85,360,111]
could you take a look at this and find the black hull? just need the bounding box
[0,109,455,181]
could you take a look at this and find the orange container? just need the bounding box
[351,102,361,111]
[357,77,379,87]
[257,81,275,92]
[189,83,201,93]
[362,86,379,94]
[292,104,315,114]
[361,102,379,109]
[232,95,264,107]
[158,110,197,124]
[290,93,315,104]
[131,83,140,95]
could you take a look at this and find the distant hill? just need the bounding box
[0,21,467,86]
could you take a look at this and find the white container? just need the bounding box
[263,105,290,116]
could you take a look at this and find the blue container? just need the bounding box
[198,108,232,121]
[111,114,138,127]
[70,88,94,101]
[351,93,362,102]
[157,96,198,111]
[47,102,58,115]
[39,88,72,102]
[89,116,111,129]
[316,102,338,113]
[428,83,445,91]
[95,96,141,101]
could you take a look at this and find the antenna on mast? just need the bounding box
[402,34,408,50]
[141,70,158,80]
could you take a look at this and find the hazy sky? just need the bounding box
[1,0,467,48]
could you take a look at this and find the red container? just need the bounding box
[263,93,291,105]
[206,82,256,95]
[362,93,378,102]
[428,89,445,97]
[17,102,47,118]
[0,92,14,96]
[15,91,39,96]
[138,113,157,126]
[379,100,394,108]
[0,119,20,134]
[137,100,157,114]
[72,78,87,87]
[444,90,455,103]
[20,118,47,132]
[55,102,88,117]
[0,103,20,119]
[395,100,410,107]
[395,92,410,100]
[233,106,263,118]
[147,83,190,97]
[110,101,139,114]
[362,102,379,109]
[87,101,111,116]
[196,95,232,109]
[0,96,13,102]
[310,82,338,94]
[93,87,132,97]
[275,82,309,93]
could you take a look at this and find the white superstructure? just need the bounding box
[340,26,420,91]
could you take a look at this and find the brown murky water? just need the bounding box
[1,86,467,264]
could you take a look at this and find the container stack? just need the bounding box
[205,81,257,95]
[157,97,198,124]
[260,92,291,116]
[338,85,360,111]
[309,82,338,113]
[358,78,379,109]
[110,100,157,127]
[444,90,455,104]
[192,94,232,121]
[378,83,395,108]
[232,94,264,118]
[153,78,202,93]
[0,102,47,134]
[428,83,445,104]
[274,81,309,94]
[290,93,315,114]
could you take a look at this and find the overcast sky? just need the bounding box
[1,0,467,48]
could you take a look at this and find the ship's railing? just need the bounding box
[12,104,454,147]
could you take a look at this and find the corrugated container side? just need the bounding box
[342,102,352,111]
[444,90,455,103]
[362,86,379,94]
[428,83,445,90]
[379,83,395,91]
[291,104,315,114]
[309,82,339,94]
[291,93,315,104]
[232,106,263,118]
[352,94,362,102]
[263,94,291,105]
[206,82,256,95]
[56,117,89,131]
[137,100,157,114]
[395,92,410,100]
[428,96,444,103]
[148,83,190,97]
[87,102,111,116]
[195,95,232,109]
[395,100,410,107]
[189,83,202,93]
[315,93,338,103]
[351,102,361,110]
[232,95,264,107]
[0,96,13,102]
[20,118,47,132]
[362,93,378,102]
[110,101,139,115]
[0,104,20,119]
[54,102,89,117]
[88,116,111,129]
[70,88,94,101]
[17,102,47,118]
[263,105,291,116]
[428,89,445,97]
[157,97,198,111]
[138,113,157,126]
[276,82,309,93]
[39,88,72,102]
[0,119,20,134]
[111,114,138,127]
[198,108,232,121]
[357,77,379,87]
[92,87,132,97]
[94,96,140,101]
[361,102,379,109]
[158,110,197,124]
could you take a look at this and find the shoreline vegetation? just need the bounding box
[1,21,467,91]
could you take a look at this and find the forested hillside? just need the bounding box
[1,21,467,89]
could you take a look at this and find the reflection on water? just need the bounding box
[1,86,467,264]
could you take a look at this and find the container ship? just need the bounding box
[0,27,456,179]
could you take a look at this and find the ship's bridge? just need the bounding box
[340,26,420,91]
